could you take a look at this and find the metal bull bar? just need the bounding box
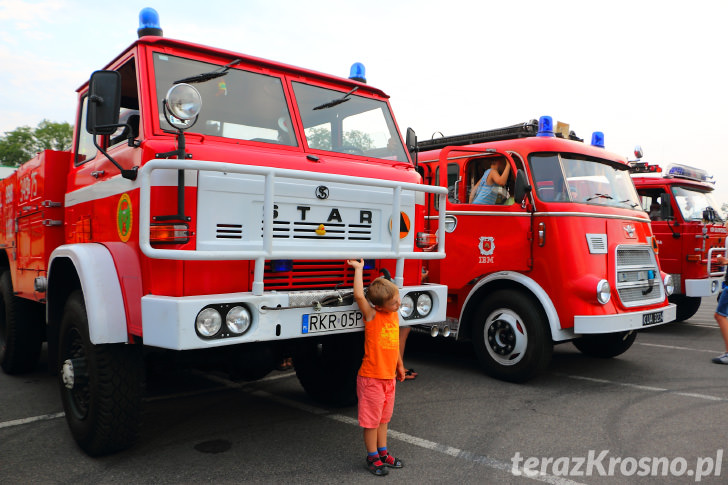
[138,159,447,295]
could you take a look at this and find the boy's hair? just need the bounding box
[367,277,399,307]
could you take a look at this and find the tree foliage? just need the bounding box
[305,127,373,153]
[0,120,73,166]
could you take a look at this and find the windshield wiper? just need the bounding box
[174,59,242,84]
[586,193,614,202]
[618,200,639,208]
[313,86,359,110]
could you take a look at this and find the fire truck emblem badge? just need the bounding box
[315,186,329,199]
[623,224,636,238]
[389,212,411,239]
[116,193,133,242]
[315,224,326,235]
[478,236,495,256]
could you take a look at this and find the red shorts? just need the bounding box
[357,375,396,429]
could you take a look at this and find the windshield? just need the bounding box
[529,153,640,209]
[153,53,296,146]
[292,82,409,162]
[672,186,723,222]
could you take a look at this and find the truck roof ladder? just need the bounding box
[416,119,582,152]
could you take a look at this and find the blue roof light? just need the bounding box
[536,116,554,137]
[138,7,163,38]
[591,131,605,148]
[349,62,366,83]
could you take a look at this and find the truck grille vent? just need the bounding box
[263,261,376,290]
[586,234,607,254]
[264,221,372,240]
[615,246,664,307]
[216,224,243,239]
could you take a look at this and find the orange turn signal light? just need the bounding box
[150,223,190,244]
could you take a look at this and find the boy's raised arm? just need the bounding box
[347,259,375,322]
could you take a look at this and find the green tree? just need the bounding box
[0,120,73,166]
[304,126,373,153]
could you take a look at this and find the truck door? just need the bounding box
[428,149,533,290]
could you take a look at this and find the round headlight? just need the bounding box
[226,306,251,334]
[165,83,202,121]
[196,308,222,337]
[596,279,611,304]
[400,295,414,318]
[416,293,432,316]
[664,274,675,296]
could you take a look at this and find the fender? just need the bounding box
[461,271,574,342]
[49,244,128,344]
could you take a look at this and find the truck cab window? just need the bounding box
[74,96,97,165]
[153,53,296,146]
[109,59,140,147]
[292,82,407,161]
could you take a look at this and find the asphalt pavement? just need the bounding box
[2,297,727,484]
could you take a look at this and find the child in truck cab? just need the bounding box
[469,157,511,204]
[346,258,406,476]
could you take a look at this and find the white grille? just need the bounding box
[615,245,664,307]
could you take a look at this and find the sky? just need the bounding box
[2,0,727,205]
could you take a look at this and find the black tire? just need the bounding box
[0,270,44,374]
[573,330,637,358]
[471,290,552,383]
[669,294,702,322]
[58,290,142,456]
[293,332,363,407]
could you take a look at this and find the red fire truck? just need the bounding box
[630,159,726,321]
[415,116,676,382]
[0,9,447,455]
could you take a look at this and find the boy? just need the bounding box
[347,259,406,476]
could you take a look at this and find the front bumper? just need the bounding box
[141,284,447,350]
[685,277,723,297]
[574,303,676,334]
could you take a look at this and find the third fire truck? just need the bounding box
[415,116,676,382]
[630,158,726,321]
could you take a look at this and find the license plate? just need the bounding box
[302,310,364,334]
[642,311,663,326]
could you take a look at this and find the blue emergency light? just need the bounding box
[363,259,376,270]
[138,7,163,38]
[349,63,367,83]
[591,131,605,148]
[536,116,554,137]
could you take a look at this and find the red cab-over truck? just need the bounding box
[414,117,676,382]
[630,158,726,321]
[0,9,447,455]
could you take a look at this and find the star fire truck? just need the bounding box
[0,9,447,455]
[629,158,726,321]
[414,117,676,383]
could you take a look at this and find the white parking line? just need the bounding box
[564,375,727,402]
[636,342,720,354]
[0,412,65,430]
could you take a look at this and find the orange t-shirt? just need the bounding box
[358,310,400,380]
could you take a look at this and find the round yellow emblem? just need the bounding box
[116,193,133,242]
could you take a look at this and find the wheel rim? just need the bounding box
[483,309,527,366]
[61,327,91,420]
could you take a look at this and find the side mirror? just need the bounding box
[514,169,531,204]
[660,197,672,220]
[406,127,418,167]
[87,70,121,135]
[703,207,718,223]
